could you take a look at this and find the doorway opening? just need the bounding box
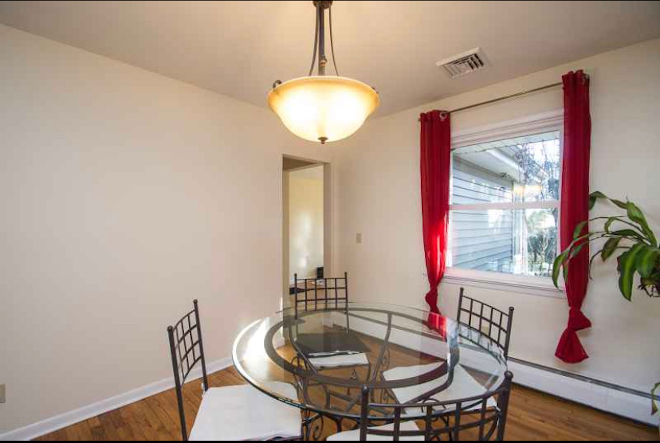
[282,156,331,309]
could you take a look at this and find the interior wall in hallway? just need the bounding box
[289,166,325,281]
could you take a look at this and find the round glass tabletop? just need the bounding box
[232,303,508,421]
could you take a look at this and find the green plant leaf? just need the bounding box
[565,232,602,252]
[601,237,623,261]
[617,244,646,301]
[573,221,589,239]
[569,242,587,259]
[637,247,660,279]
[552,250,569,288]
[590,216,646,238]
[589,191,607,210]
[589,191,628,211]
[653,383,660,415]
[627,201,647,225]
[610,229,648,243]
[588,249,604,280]
[611,199,629,210]
[603,217,617,233]
[626,202,658,247]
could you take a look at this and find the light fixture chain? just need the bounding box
[308,4,320,76]
[329,6,340,76]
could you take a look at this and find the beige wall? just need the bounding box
[333,39,660,393]
[0,24,334,434]
[288,167,324,281]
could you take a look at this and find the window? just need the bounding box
[448,129,561,281]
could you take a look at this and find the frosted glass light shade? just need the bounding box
[268,76,380,144]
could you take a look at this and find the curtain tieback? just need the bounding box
[425,288,440,315]
[425,311,447,339]
[567,307,592,332]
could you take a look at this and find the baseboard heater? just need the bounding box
[508,357,657,427]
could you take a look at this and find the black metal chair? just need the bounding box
[456,288,515,360]
[291,272,371,400]
[292,271,367,364]
[328,371,514,441]
[167,300,302,441]
[294,271,350,318]
[376,288,515,439]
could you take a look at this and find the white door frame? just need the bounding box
[282,155,332,308]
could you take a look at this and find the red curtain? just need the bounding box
[420,110,451,314]
[556,70,592,364]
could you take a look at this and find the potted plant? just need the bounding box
[552,192,659,425]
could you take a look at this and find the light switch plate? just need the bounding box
[0,384,5,404]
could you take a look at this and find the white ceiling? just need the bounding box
[1,1,659,116]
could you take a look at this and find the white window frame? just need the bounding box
[444,110,566,299]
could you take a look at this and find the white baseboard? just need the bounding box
[509,360,658,427]
[0,358,233,442]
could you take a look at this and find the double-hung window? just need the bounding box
[447,115,563,288]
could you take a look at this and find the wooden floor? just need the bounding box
[36,365,658,441]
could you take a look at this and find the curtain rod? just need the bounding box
[418,81,563,121]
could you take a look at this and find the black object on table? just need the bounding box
[295,332,370,358]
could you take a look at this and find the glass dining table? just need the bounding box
[232,302,508,440]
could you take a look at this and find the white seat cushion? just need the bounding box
[382,363,497,413]
[189,382,301,441]
[327,422,423,441]
[309,353,370,369]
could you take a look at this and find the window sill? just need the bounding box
[440,269,566,299]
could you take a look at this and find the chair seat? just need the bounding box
[189,382,301,441]
[327,422,423,441]
[309,352,370,369]
[382,363,498,413]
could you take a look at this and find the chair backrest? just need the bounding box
[167,300,209,442]
[457,288,515,359]
[294,272,349,318]
[359,371,514,441]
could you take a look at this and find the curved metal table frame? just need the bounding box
[232,303,507,440]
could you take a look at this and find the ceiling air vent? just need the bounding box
[436,48,490,79]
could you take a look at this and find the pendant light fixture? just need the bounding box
[268,1,380,144]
